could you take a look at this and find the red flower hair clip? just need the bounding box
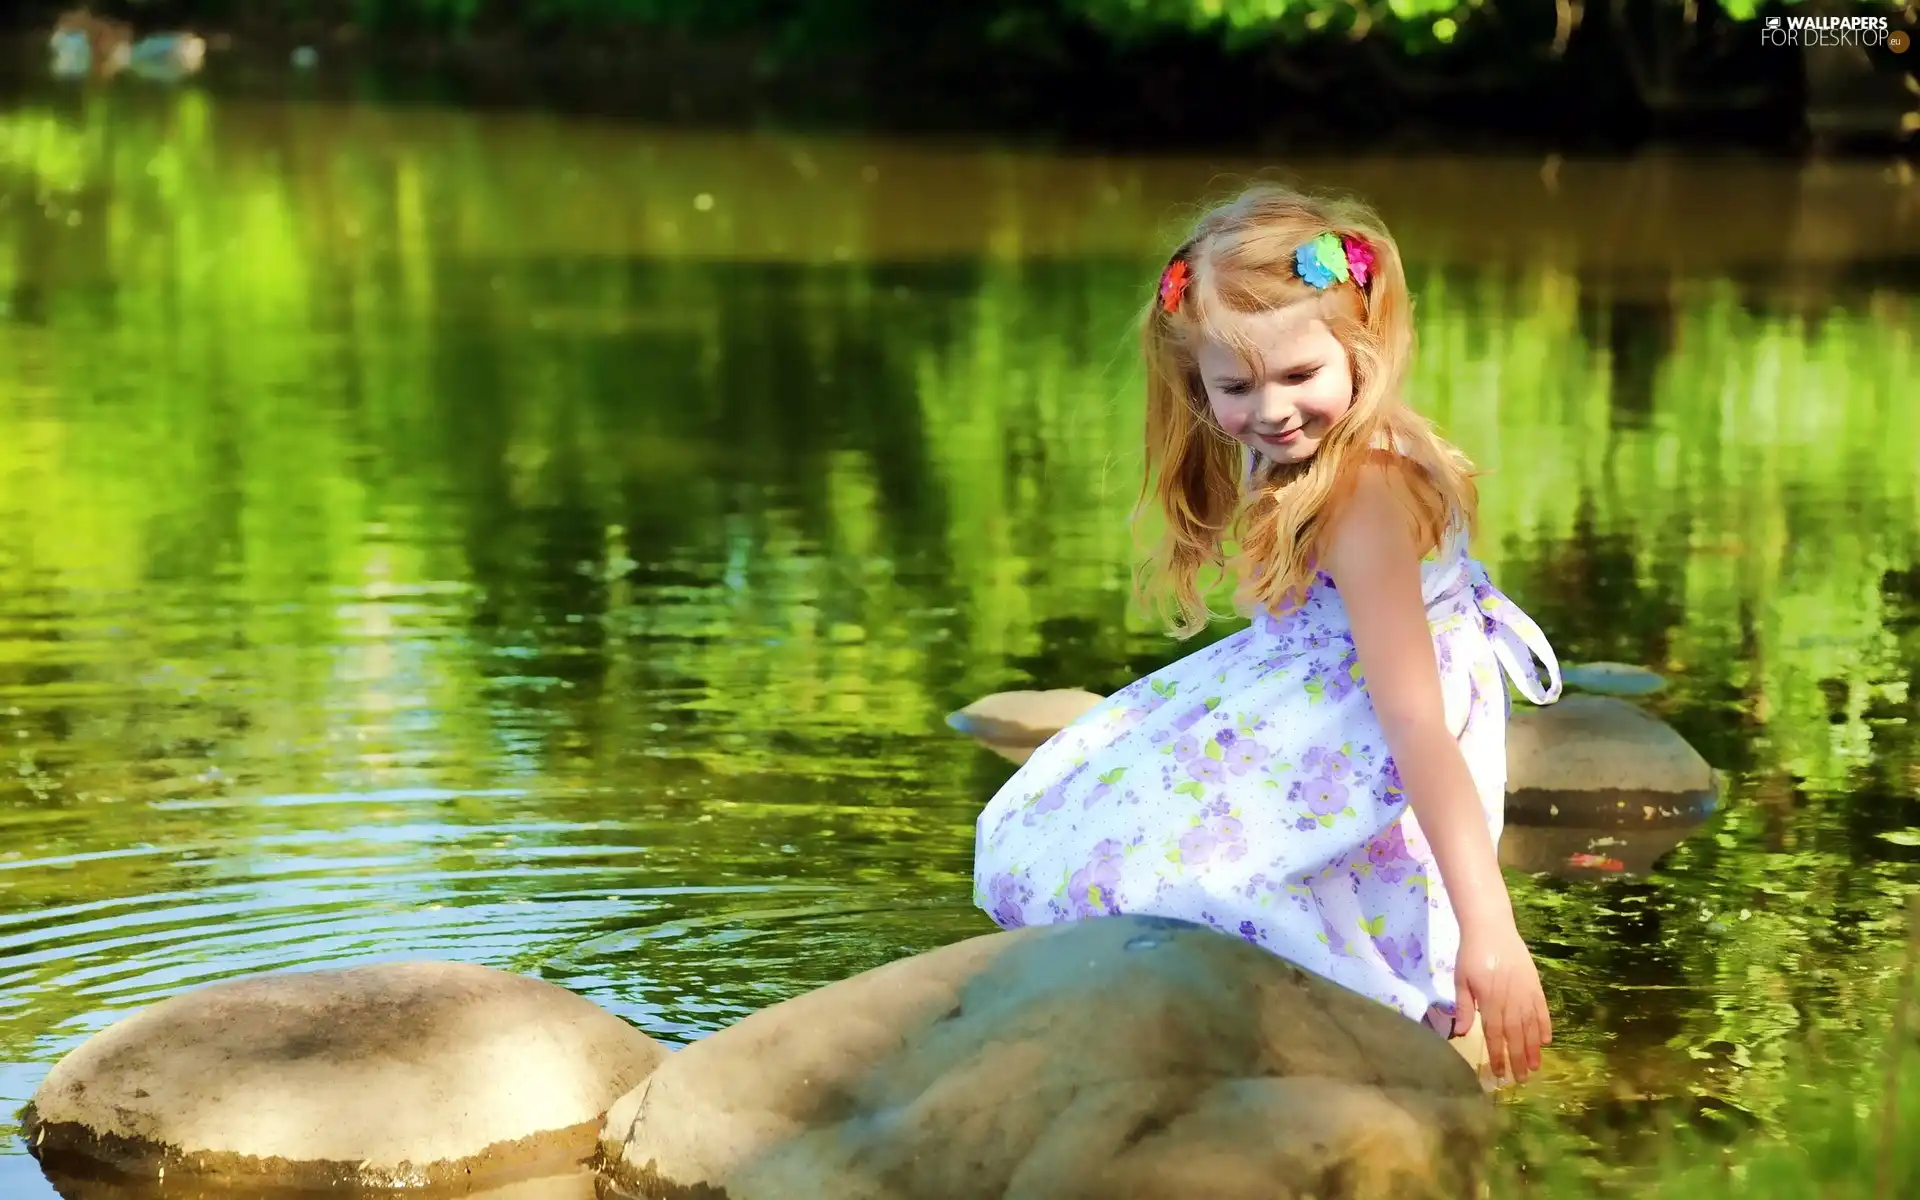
[1159,259,1192,314]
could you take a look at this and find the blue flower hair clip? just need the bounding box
[1294,232,1377,291]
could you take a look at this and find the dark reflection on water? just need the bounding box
[1,83,1918,1196]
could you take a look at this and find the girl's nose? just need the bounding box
[1253,383,1295,427]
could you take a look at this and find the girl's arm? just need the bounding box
[1321,461,1550,1081]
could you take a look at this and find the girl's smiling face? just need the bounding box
[1196,302,1355,465]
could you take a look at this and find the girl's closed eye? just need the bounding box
[1215,367,1317,394]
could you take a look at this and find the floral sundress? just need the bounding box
[971,454,1563,1027]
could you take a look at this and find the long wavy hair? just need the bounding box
[1137,183,1479,638]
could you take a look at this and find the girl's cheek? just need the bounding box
[1211,398,1249,434]
[1304,395,1347,427]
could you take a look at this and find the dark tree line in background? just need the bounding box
[11,0,1918,148]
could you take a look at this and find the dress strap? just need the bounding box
[1462,561,1562,705]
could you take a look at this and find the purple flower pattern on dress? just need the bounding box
[1174,800,1249,867]
[1296,775,1349,817]
[1186,757,1227,785]
[1373,932,1425,980]
[1318,909,1349,956]
[1082,766,1127,810]
[1226,740,1269,775]
[1024,784,1068,823]
[1302,745,1354,782]
[1171,702,1213,733]
[1306,648,1361,703]
[985,871,1032,928]
[1379,756,1405,794]
[1366,824,1417,884]
[1066,839,1127,918]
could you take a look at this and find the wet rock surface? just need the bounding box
[23,961,667,1192]
[1560,661,1667,697]
[601,915,1494,1200]
[946,689,1105,765]
[1505,694,1718,827]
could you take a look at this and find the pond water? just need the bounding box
[1,77,1919,1197]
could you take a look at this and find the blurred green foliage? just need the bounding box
[38,0,1915,143]
[40,0,1909,47]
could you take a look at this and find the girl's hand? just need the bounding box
[1454,916,1552,1082]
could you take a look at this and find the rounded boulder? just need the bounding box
[1561,661,1667,697]
[22,960,667,1191]
[1506,694,1718,828]
[600,915,1494,1200]
[946,688,1106,764]
[34,1165,601,1200]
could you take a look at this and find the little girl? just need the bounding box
[972,185,1562,1083]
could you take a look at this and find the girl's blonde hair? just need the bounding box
[1137,183,1478,638]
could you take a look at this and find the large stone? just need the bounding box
[1498,695,1716,879]
[35,1166,600,1200]
[1561,661,1667,696]
[945,688,1106,764]
[599,916,1494,1200]
[22,960,667,1192]
[1506,695,1718,828]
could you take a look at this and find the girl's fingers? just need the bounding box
[1482,997,1509,1080]
[1521,1003,1542,1076]
[1502,1000,1527,1083]
[1453,973,1479,1038]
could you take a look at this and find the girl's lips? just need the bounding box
[1258,427,1303,446]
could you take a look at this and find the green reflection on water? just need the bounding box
[1,85,1918,1194]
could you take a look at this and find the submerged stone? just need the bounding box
[22,960,667,1192]
[1561,661,1668,696]
[1506,694,1718,828]
[946,688,1106,764]
[601,915,1494,1200]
